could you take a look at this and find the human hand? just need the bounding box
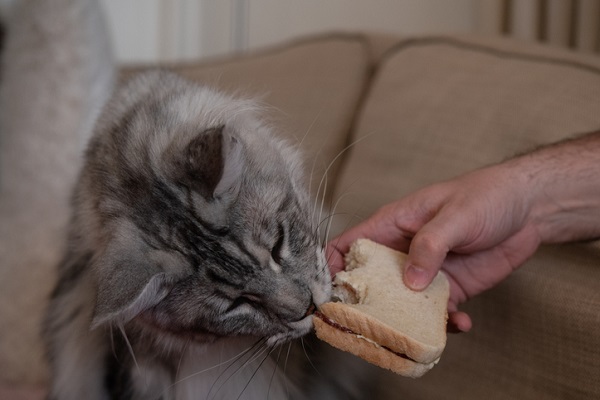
[326,164,542,333]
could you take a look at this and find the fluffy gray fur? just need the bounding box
[44,70,331,399]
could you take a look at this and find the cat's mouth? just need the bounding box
[266,301,321,346]
[267,314,315,346]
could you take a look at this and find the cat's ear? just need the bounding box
[91,235,175,329]
[166,125,244,225]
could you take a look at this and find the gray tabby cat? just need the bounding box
[2,0,331,399]
[45,70,331,400]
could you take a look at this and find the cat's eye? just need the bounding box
[227,294,262,313]
[271,225,285,265]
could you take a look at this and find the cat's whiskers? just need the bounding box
[117,322,158,391]
[309,155,325,227]
[284,342,294,399]
[309,133,376,288]
[305,115,334,225]
[215,99,263,124]
[314,207,348,280]
[109,324,117,358]
[312,133,374,230]
[325,212,367,267]
[301,337,322,377]
[298,111,321,147]
[174,338,191,384]
[206,338,269,400]
[313,191,366,284]
[117,323,139,372]
[322,178,362,245]
[234,344,279,400]
[267,344,284,400]
[168,338,261,390]
[317,172,330,234]
[243,340,272,366]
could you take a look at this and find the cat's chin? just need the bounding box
[267,314,314,347]
[133,311,313,349]
[134,312,220,345]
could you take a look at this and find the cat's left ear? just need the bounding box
[165,125,244,225]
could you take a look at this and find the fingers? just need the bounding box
[404,222,454,290]
[404,229,449,290]
[402,201,475,291]
[447,311,472,333]
[447,298,472,333]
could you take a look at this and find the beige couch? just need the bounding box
[3,33,600,399]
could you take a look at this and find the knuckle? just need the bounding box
[414,231,447,255]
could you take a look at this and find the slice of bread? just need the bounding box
[314,238,449,378]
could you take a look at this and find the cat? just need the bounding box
[44,70,332,400]
[1,0,331,398]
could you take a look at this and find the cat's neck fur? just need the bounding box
[134,338,290,400]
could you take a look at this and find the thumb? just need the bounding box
[403,220,458,291]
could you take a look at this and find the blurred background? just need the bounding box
[64,0,600,63]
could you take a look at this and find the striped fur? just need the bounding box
[44,71,331,399]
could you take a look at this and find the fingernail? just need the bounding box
[404,264,429,291]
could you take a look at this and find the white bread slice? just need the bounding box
[314,239,449,377]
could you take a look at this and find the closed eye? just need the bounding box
[226,293,262,313]
[271,224,285,265]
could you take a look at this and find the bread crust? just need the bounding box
[318,301,444,363]
[313,316,436,378]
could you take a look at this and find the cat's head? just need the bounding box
[81,71,331,346]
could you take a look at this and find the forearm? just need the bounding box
[508,130,600,244]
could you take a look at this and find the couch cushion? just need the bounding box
[333,35,600,219]
[332,35,600,399]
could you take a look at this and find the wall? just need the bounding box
[244,0,477,50]
[99,0,479,63]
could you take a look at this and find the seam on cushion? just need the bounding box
[328,41,383,194]
[377,36,600,77]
